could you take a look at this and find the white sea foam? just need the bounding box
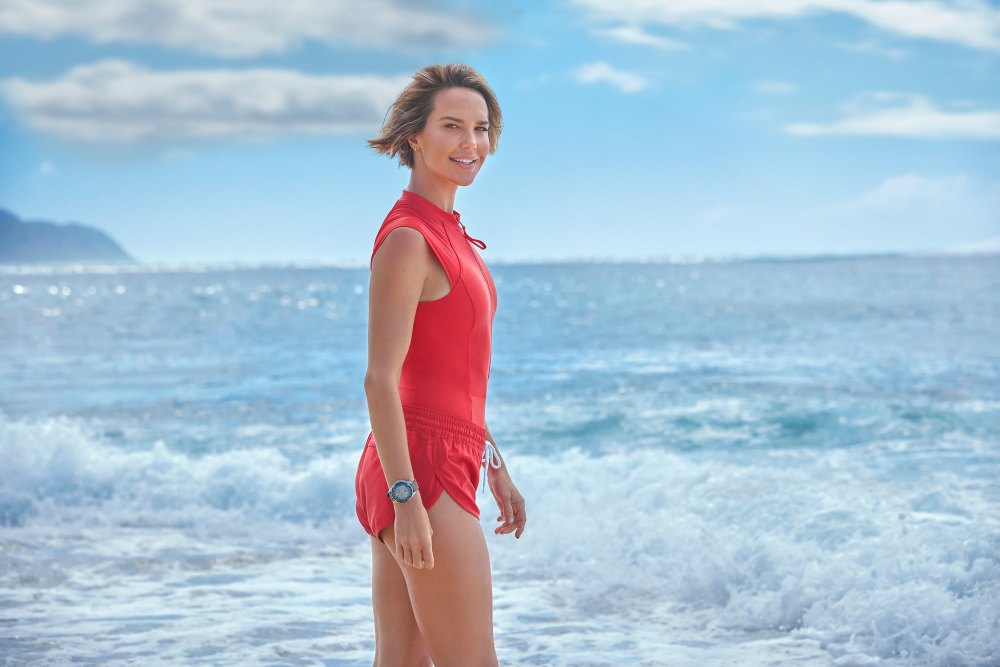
[3,413,997,664]
[490,447,1000,664]
[0,413,357,538]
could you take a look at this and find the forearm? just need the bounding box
[364,375,414,487]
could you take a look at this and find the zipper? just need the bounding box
[458,221,496,312]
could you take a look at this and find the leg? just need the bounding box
[381,490,498,667]
[369,534,433,667]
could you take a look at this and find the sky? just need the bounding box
[1,0,998,264]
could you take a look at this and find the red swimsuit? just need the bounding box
[354,189,498,540]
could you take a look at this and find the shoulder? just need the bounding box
[371,224,435,271]
[379,225,430,253]
[374,212,433,245]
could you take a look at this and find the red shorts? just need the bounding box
[355,404,487,541]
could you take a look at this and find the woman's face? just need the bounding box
[409,87,490,187]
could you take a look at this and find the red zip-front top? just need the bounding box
[369,188,498,428]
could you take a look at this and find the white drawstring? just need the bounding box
[480,441,502,493]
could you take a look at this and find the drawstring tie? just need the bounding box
[458,221,487,250]
[480,441,502,493]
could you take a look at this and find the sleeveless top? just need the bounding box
[369,189,498,429]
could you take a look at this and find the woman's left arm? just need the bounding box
[484,423,527,539]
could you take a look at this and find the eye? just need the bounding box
[477,127,489,132]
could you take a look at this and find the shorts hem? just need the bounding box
[361,481,481,543]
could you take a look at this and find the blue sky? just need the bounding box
[1,0,998,263]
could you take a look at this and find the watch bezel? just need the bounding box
[387,479,418,503]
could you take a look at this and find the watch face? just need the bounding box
[391,481,413,502]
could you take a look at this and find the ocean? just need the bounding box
[1,253,997,666]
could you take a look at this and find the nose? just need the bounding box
[460,128,477,148]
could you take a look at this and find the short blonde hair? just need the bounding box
[367,63,503,169]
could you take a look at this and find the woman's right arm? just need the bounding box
[364,226,436,570]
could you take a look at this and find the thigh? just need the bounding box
[370,535,432,667]
[391,489,498,667]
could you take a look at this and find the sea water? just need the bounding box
[1,254,997,666]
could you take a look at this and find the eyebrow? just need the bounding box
[439,115,489,126]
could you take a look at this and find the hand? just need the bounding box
[487,466,526,539]
[392,497,434,569]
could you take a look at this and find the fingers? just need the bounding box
[423,547,435,570]
[494,493,513,535]
[401,545,434,569]
[495,494,526,539]
[502,493,514,526]
[491,480,517,535]
[395,540,435,570]
[513,503,526,539]
[392,505,435,569]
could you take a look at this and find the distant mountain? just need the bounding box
[0,209,135,263]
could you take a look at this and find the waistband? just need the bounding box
[402,403,486,450]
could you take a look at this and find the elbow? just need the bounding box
[364,368,399,396]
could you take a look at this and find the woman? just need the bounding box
[354,63,527,667]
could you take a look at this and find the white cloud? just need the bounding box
[592,24,688,50]
[949,99,985,109]
[37,160,55,175]
[572,61,649,94]
[0,0,499,57]
[786,92,1000,139]
[752,80,798,95]
[2,60,412,142]
[820,173,970,214]
[569,0,1000,52]
[798,173,1000,252]
[834,39,907,60]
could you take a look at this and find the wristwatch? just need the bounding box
[387,479,419,503]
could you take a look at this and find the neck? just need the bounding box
[406,169,458,214]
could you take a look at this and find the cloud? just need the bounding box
[592,24,688,50]
[572,61,648,94]
[37,160,55,175]
[834,39,908,60]
[568,0,1000,52]
[786,92,1000,139]
[2,60,412,142]
[752,80,798,95]
[799,173,1000,252]
[0,0,500,57]
[818,173,971,215]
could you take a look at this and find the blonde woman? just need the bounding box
[354,63,527,666]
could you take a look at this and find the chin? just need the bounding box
[451,174,479,187]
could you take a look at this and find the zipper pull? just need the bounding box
[459,222,487,250]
